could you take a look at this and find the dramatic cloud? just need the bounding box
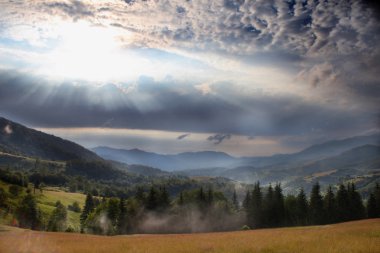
[0,0,379,155]
[0,70,375,139]
[0,0,378,99]
[43,0,95,21]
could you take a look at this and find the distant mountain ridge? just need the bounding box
[93,133,380,171]
[0,117,101,161]
[92,146,237,171]
[178,144,380,194]
[0,117,170,180]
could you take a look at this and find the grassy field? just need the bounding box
[0,180,85,230]
[35,187,86,230]
[0,219,379,253]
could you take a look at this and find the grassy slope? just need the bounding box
[0,181,85,230]
[36,187,85,230]
[0,219,379,253]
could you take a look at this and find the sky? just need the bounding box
[0,0,379,156]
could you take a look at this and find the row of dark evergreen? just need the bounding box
[2,180,380,234]
[79,186,230,234]
[243,182,380,229]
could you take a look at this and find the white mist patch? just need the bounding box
[4,124,12,134]
[137,205,245,234]
[85,211,113,235]
[137,208,207,233]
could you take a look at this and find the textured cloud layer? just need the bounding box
[1,0,379,96]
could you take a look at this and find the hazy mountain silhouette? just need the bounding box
[92,147,237,171]
[93,133,379,171]
[0,117,101,161]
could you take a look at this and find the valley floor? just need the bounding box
[0,219,379,253]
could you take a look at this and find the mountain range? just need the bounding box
[92,147,238,171]
[1,116,379,193]
[0,117,101,161]
[0,117,160,180]
[92,133,380,171]
[92,133,380,193]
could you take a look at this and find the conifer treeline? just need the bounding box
[2,181,380,234]
[77,182,380,234]
[79,186,179,234]
[243,182,380,228]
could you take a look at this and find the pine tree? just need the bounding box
[243,190,251,211]
[374,183,380,217]
[146,187,159,210]
[232,189,239,210]
[263,184,275,227]
[243,190,252,227]
[296,188,308,225]
[284,194,297,226]
[323,186,337,224]
[273,183,285,226]
[347,183,365,220]
[159,186,170,210]
[135,187,145,204]
[367,193,377,218]
[16,194,41,230]
[107,198,120,230]
[117,198,128,234]
[336,184,350,222]
[250,182,263,228]
[80,193,94,232]
[309,182,324,225]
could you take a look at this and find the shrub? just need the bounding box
[68,201,81,213]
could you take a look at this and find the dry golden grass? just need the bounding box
[1,219,379,253]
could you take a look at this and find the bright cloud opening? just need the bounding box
[38,21,145,82]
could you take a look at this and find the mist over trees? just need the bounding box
[79,186,242,234]
[76,182,377,234]
[1,171,379,235]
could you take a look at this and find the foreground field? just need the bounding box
[0,219,379,253]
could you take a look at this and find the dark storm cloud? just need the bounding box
[0,70,376,137]
[207,134,231,145]
[43,0,94,21]
[177,134,190,140]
